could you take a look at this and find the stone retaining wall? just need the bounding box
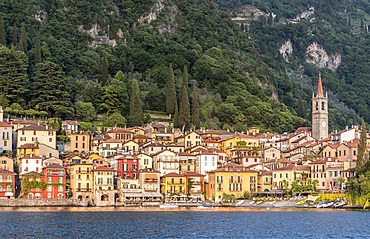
[0,199,81,207]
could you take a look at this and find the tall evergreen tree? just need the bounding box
[32,61,71,117]
[173,100,180,128]
[11,23,17,47]
[0,46,28,106]
[179,66,190,130]
[101,56,108,86]
[268,13,273,25]
[166,63,176,114]
[356,119,367,171]
[35,30,41,64]
[191,83,200,127]
[19,23,26,52]
[129,79,143,122]
[0,17,6,46]
[297,97,305,119]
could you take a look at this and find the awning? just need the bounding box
[145,174,157,179]
[35,193,41,197]
[5,192,13,196]
[142,192,163,198]
[122,193,144,197]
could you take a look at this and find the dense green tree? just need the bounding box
[145,84,166,112]
[100,86,120,115]
[297,97,305,119]
[129,79,143,122]
[173,101,180,128]
[0,17,5,46]
[75,101,95,121]
[0,47,28,105]
[101,56,108,86]
[356,120,367,171]
[107,112,126,127]
[19,23,27,52]
[11,23,17,47]
[179,66,190,130]
[35,31,41,64]
[53,121,60,131]
[191,83,200,127]
[166,63,176,115]
[32,61,71,117]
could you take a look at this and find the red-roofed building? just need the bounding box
[160,173,187,196]
[106,127,134,143]
[184,172,205,198]
[272,164,311,190]
[43,163,66,199]
[0,169,16,198]
[117,155,139,180]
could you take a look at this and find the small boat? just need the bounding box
[334,201,347,208]
[322,201,334,208]
[256,201,263,205]
[236,200,245,206]
[197,203,213,209]
[159,204,178,208]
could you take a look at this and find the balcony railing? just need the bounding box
[77,170,91,174]
[76,188,91,192]
[47,172,65,176]
[144,179,158,183]
[217,187,223,191]
[144,189,158,192]
[0,180,13,183]
[166,190,184,194]
[264,181,272,185]
[229,179,242,183]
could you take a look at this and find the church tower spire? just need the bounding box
[312,74,328,140]
[317,73,323,96]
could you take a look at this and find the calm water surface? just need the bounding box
[0,207,369,238]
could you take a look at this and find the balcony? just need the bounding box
[0,180,13,183]
[121,188,141,193]
[250,180,256,183]
[217,187,223,192]
[144,179,158,183]
[229,179,242,183]
[263,181,272,185]
[76,188,91,192]
[190,190,202,194]
[166,190,184,194]
[144,189,158,192]
[47,172,65,176]
[77,170,91,174]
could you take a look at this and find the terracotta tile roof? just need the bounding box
[152,123,166,128]
[202,139,220,143]
[62,120,80,126]
[18,143,39,149]
[210,163,256,173]
[183,172,205,177]
[162,172,185,177]
[0,169,15,175]
[11,119,38,125]
[103,138,122,143]
[44,163,65,169]
[143,142,165,148]
[0,122,11,127]
[93,166,115,171]
[17,125,56,131]
[317,73,324,95]
[248,127,260,130]
[21,154,42,159]
[106,128,133,134]
[295,127,312,133]
[178,152,194,156]
[254,133,274,138]
[292,136,307,144]
[234,132,255,139]
[151,149,176,156]
[285,153,304,158]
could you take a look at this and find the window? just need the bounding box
[33,130,36,135]
[47,193,51,198]
[322,102,325,110]
[280,173,282,178]
[58,186,63,191]
[82,143,85,148]
[354,150,356,155]
[75,143,78,148]
[187,166,190,171]
[49,138,52,142]
[22,130,25,135]
[47,177,52,183]
[47,185,52,191]
[87,175,89,179]
[3,141,6,147]
[83,136,85,141]
[171,178,174,184]
[344,150,346,156]
[58,177,63,183]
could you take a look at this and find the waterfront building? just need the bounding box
[178,152,196,174]
[122,140,140,153]
[195,151,218,182]
[99,138,122,157]
[0,169,16,198]
[160,172,187,196]
[142,142,165,155]
[43,163,66,199]
[272,165,311,190]
[258,171,273,192]
[117,155,139,180]
[61,120,80,133]
[139,168,161,194]
[183,172,205,199]
[22,172,44,199]
[207,163,258,202]
[133,134,152,146]
[93,166,116,206]
[69,157,93,203]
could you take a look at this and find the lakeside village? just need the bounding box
[0,77,368,208]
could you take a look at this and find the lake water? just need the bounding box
[0,207,369,238]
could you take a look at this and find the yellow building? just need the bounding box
[220,136,242,158]
[127,126,145,136]
[207,163,258,202]
[17,143,39,159]
[175,132,202,149]
[69,133,90,152]
[247,127,260,135]
[133,134,152,145]
[160,173,187,196]
[153,132,174,144]
[88,153,103,161]
[202,139,221,149]
[93,167,114,191]
[123,140,140,152]
[258,171,273,192]
[106,128,134,143]
[178,152,196,174]
[69,157,94,203]
[272,165,311,190]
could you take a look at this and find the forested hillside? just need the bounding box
[0,0,308,133]
[213,0,370,130]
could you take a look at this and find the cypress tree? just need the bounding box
[356,120,367,171]
[101,56,108,86]
[173,101,180,128]
[297,97,305,119]
[268,13,273,25]
[35,30,41,64]
[179,66,190,131]
[129,79,143,122]
[166,63,176,114]
[191,83,200,127]
[32,61,70,116]
[0,17,6,46]
[11,23,17,47]
[19,23,26,52]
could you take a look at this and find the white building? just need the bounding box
[196,152,218,182]
[20,154,43,175]
[99,139,122,157]
[152,150,179,176]
[0,122,12,152]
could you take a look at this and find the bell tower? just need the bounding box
[312,74,328,140]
